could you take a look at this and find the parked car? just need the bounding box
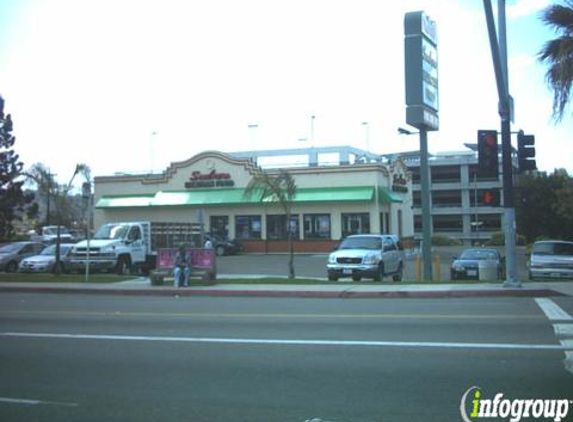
[18,243,76,273]
[327,234,404,282]
[0,241,47,272]
[36,226,75,243]
[450,248,505,281]
[68,229,86,242]
[209,233,243,256]
[528,240,573,280]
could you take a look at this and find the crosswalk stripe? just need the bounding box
[535,298,573,321]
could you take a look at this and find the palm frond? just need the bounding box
[538,1,573,122]
[540,2,573,34]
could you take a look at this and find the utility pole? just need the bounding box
[483,0,520,287]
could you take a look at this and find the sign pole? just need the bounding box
[404,11,439,281]
[419,128,433,281]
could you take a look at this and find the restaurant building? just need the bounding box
[93,147,414,253]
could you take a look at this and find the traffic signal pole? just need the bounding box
[483,0,520,287]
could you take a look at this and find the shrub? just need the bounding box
[485,232,526,246]
[431,235,460,246]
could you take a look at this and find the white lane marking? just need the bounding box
[0,332,569,351]
[535,298,573,321]
[0,397,78,407]
[554,324,573,337]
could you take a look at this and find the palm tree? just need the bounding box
[243,169,297,279]
[538,0,573,122]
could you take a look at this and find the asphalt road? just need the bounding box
[1,293,572,422]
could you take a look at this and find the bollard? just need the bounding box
[433,254,441,282]
[416,255,422,282]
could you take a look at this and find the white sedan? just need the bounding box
[18,244,76,273]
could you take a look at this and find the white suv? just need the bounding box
[327,234,404,282]
[528,240,573,280]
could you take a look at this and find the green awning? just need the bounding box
[378,187,403,204]
[96,186,402,208]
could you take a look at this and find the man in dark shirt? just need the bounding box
[173,245,191,287]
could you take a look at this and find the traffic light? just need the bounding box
[517,130,536,173]
[481,189,500,206]
[478,130,499,177]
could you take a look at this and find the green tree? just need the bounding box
[538,0,573,122]
[515,170,573,242]
[0,96,35,240]
[25,162,91,274]
[243,169,297,279]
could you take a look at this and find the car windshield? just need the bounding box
[533,242,573,256]
[338,237,382,250]
[40,245,72,256]
[43,226,70,235]
[459,249,498,260]
[0,243,23,253]
[94,224,130,240]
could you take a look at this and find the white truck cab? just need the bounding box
[70,222,150,274]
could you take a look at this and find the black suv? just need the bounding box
[209,234,242,256]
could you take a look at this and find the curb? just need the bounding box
[0,285,566,299]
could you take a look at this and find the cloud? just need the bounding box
[507,0,550,19]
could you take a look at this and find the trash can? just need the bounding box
[478,260,498,281]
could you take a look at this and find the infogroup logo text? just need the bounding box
[460,386,572,422]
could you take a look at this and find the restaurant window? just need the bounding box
[267,214,300,240]
[235,215,262,239]
[210,216,229,237]
[304,214,331,239]
[341,213,370,237]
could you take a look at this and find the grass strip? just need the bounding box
[0,273,136,283]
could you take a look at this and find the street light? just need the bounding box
[149,131,158,174]
[248,124,258,151]
[397,127,419,135]
[362,122,370,151]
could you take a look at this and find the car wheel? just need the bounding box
[327,274,338,281]
[392,263,403,282]
[373,263,384,282]
[5,261,18,273]
[352,275,361,282]
[115,256,130,275]
[216,245,226,256]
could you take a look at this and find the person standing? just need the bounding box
[173,245,191,287]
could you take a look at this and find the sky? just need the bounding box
[0,0,571,187]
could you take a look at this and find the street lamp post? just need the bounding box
[149,131,158,174]
[362,122,370,151]
[248,124,258,151]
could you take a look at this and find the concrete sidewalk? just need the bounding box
[0,277,572,299]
